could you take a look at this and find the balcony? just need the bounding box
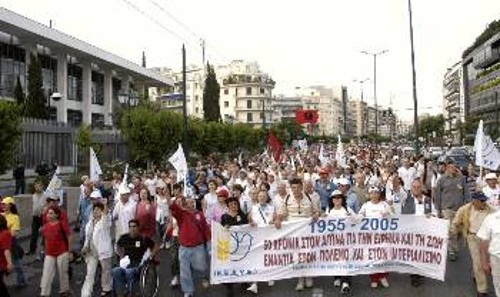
[222,74,275,86]
[474,47,500,69]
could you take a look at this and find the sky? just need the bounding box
[2,0,500,120]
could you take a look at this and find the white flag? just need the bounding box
[90,147,102,182]
[336,135,347,168]
[290,155,296,171]
[169,143,188,183]
[238,152,243,166]
[319,144,328,166]
[474,120,500,170]
[45,166,64,206]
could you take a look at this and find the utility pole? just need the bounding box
[361,50,388,136]
[408,0,419,154]
[354,78,370,135]
[182,44,189,158]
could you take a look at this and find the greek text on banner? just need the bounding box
[211,216,449,284]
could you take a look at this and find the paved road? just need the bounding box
[5,242,496,297]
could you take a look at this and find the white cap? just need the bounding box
[338,178,350,186]
[90,189,102,199]
[485,173,497,180]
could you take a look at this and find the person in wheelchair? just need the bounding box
[112,219,158,297]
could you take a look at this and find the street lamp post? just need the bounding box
[361,50,388,136]
[408,0,419,153]
[48,91,61,120]
[354,78,370,135]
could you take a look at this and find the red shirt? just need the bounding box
[41,220,70,256]
[42,207,69,227]
[136,202,156,238]
[170,203,210,247]
[0,229,12,271]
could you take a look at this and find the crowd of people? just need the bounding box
[0,142,499,297]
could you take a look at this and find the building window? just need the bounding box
[67,109,83,127]
[260,112,264,119]
[235,88,238,96]
[247,100,252,108]
[246,87,252,95]
[224,89,229,95]
[67,63,82,101]
[260,88,265,94]
[91,113,104,127]
[195,95,199,102]
[195,107,199,113]
[247,113,253,122]
[224,101,229,107]
[91,71,104,105]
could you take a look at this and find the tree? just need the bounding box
[458,115,481,145]
[25,54,47,119]
[0,102,23,174]
[203,62,221,122]
[13,76,25,113]
[418,114,445,140]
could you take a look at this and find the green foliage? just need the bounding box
[0,102,23,174]
[476,61,500,79]
[472,76,500,94]
[203,62,221,122]
[360,133,391,144]
[120,107,265,164]
[463,19,500,58]
[25,54,47,119]
[13,76,25,111]
[418,114,445,140]
[76,125,92,150]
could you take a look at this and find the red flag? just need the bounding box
[267,131,283,163]
[295,109,319,125]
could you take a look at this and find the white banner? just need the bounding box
[45,166,64,206]
[90,147,102,182]
[474,120,500,170]
[168,143,188,183]
[211,216,449,284]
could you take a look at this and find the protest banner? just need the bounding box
[211,215,449,284]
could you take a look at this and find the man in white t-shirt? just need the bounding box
[482,173,500,211]
[398,159,417,191]
[477,211,500,297]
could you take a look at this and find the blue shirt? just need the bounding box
[346,190,360,213]
[314,180,337,210]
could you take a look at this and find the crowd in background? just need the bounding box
[0,142,499,297]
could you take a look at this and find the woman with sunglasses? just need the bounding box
[328,190,354,294]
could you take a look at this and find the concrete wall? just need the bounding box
[12,186,80,239]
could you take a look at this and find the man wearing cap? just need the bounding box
[431,159,447,201]
[478,205,500,297]
[275,178,320,291]
[337,178,360,213]
[314,168,337,212]
[482,172,499,211]
[112,184,137,242]
[450,191,495,297]
[435,158,470,261]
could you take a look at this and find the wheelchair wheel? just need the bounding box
[139,261,159,297]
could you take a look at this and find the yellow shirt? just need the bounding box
[4,213,20,234]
